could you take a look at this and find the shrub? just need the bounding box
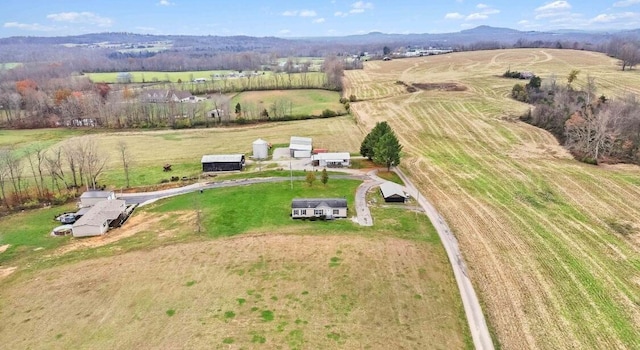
[349,94,357,102]
[321,109,337,118]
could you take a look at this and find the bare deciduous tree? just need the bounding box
[118,140,132,188]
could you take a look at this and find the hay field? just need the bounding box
[345,49,640,349]
[230,89,345,116]
[52,116,362,186]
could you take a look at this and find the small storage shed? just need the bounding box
[72,199,126,238]
[311,152,351,167]
[291,198,348,219]
[252,139,269,159]
[289,136,312,157]
[379,181,408,203]
[80,191,115,208]
[201,154,245,172]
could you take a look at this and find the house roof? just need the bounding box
[201,154,244,163]
[290,136,312,151]
[80,190,114,199]
[379,181,408,199]
[291,198,347,209]
[73,199,126,228]
[311,152,351,161]
[170,90,193,100]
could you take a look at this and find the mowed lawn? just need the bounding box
[0,180,470,349]
[230,89,346,117]
[346,49,640,349]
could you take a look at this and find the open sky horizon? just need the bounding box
[1,1,640,38]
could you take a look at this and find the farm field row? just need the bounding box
[0,180,470,349]
[345,48,640,349]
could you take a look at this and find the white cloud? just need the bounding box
[279,29,291,34]
[46,12,113,27]
[590,11,639,23]
[157,0,174,5]
[466,13,489,20]
[334,11,348,17]
[283,9,317,17]
[614,0,640,7]
[313,17,326,23]
[350,1,373,14]
[535,1,571,12]
[3,22,54,31]
[445,12,465,19]
[477,3,488,8]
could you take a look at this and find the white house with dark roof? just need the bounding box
[291,198,348,219]
[72,199,126,237]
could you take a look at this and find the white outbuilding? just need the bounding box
[252,138,269,159]
[311,152,351,167]
[79,190,115,208]
[289,136,312,158]
[72,199,126,237]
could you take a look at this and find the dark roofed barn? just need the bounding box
[291,198,348,219]
[379,182,408,203]
[201,154,245,172]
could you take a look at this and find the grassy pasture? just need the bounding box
[230,89,345,117]
[0,180,470,349]
[86,70,237,83]
[346,49,640,349]
[55,116,363,188]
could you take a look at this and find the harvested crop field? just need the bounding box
[0,234,467,349]
[345,49,640,349]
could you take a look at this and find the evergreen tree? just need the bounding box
[321,168,329,186]
[360,121,391,160]
[373,131,403,171]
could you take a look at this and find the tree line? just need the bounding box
[0,137,110,213]
[516,71,640,164]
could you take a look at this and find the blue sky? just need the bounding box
[1,1,640,38]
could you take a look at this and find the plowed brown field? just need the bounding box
[345,49,640,349]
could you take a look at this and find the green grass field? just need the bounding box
[0,179,470,349]
[231,89,345,117]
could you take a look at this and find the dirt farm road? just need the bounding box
[395,168,494,350]
[117,169,493,349]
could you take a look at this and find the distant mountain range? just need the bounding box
[0,26,638,59]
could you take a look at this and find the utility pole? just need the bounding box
[290,159,293,190]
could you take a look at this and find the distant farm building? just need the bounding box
[289,136,312,158]
[201,154,245,172]
[291,198,348,219]
[379,182,408,203]
[193,78,207,83]
[117,72,133,83]
[140,89,195,103]
[252,138,269,159]
[311,152,351,167]
[72,199,127,237]
[79,191,115,208]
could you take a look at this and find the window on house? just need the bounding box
[293,210,299,215]
[302,209,307,215]
[314,209,323,216]
[333,209,339,215]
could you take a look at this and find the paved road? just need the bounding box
[395,168,494,350]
